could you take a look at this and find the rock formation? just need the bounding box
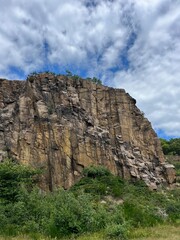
[0,73,176,190]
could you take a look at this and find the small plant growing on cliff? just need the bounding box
[91,77,102,85]
[27,72,38,82]
[86,77,102,85]
[65,70,81,80]
[72,74,80,80]
[66,70,73,77]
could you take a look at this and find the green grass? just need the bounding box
[76,225,180,240]
[0,225,179,240]
[129,224,180,240]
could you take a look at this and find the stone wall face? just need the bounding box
[0,74,176,190]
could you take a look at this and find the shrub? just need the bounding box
[66,70,73,77]
[44,190,109,237]
[72,168,125,197]
[83,165,111,178]
[106,223,129,240]
[160,138,180,155]
[122,201,164,227]
[86,77,102,85]
[166,201,180,222]
[72,75,80,80]
[91,77,102,85]
[0,159,40,202]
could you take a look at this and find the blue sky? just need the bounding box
[0,0,179,139]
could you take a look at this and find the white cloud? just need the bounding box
[111,0,180,137]
[0,0,179,137]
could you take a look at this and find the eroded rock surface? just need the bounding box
[0,74,176,190]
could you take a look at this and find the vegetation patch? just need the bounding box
[160,138,180,155]
[27,70,102,85]
[0,163,179,239]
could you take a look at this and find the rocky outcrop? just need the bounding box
[0,73,176,190]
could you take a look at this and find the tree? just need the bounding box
[160,138,180,155]
[169,138,180,155]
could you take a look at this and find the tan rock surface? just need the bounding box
[0,74,176,190]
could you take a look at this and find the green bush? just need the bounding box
[122,201,164,227]
[83,165,111,178]
[109,205,125,225]
[106,223,129,240]
[166,201,180,222]
[0,159,40,202]
[91,77,102,85]
[44,190,109,237]
[72,74,80,80]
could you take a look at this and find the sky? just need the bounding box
[0,0,179,139]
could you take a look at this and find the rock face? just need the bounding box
[0,73,176,190]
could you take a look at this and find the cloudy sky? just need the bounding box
[0,0,179,138]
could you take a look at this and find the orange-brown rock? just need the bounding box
[0,73,176,190]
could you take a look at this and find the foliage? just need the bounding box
[85,77,102,85]
[106,223,129,240]
[160,138,180,155]
[28,71,56,78]
[45,191,108,237]
[65,70,73,77]
[91,77,102,85]
[0,164,179,239]
[83,165,111,178]
[71,172,125,197]
[27,70,103,86]
[0,159,40,202]
[72,74,80,80]
[65,70,102,84]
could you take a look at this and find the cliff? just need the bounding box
[0,73,176,190]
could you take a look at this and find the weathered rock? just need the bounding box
[0,74,176,190]
[163,164,176,184]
